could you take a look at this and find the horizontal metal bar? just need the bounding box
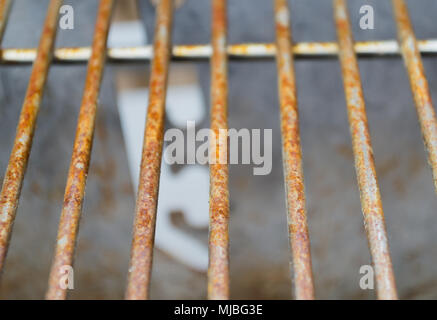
[1,39,437,64]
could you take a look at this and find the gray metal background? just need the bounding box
[0,0,436,299]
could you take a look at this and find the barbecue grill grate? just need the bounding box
[0,0,436,300]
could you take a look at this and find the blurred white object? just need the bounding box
[113,19,209,272]
[166,84,205,128]
[117,89,209,271]
[108,20,147,47]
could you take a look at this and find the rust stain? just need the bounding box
[334,0,397,300]
[45,0,114,300]
[125,0,173,300]
[274,0,314,300]
[207,0,230,300]
[0,0,62,274]
[173,44,208,57]
[228,43,275,57]
[392,0,437,192]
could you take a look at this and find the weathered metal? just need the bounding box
[334,0,397,300]
[2,39,437,64]
[274,0,314,300]
[125,0,173,300]
[392,0,437,192]
[208,0,230,300]
[0,0,62,274]
[45,0,114,300]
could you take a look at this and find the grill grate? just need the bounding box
[0,0,436,300]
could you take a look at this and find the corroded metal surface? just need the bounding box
[0,0,11,44]
[2,39,437,63]
[208,0,229,300]
[0,0,62,274]
[392,0,437,192]
[125,0,173,300]
[45,0,114,300]
[274,0,314,300]
[334,0,397,300]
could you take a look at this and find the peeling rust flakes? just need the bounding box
[0,0,62,274]
[125,0,173,300]
[392,0,437,192]
[334,0,397,300]
[274,0,314,300]
[45,0,114,300]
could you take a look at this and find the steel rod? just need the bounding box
[334,0,397,300]
[0,0,62,274]
[125,0,173,300]
[1,39,437,64]
[45,0,114,300]
[208,0,230,300]
[274,0,314,300]
[392,0,437,192]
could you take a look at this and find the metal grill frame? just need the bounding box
[0,0,436,300]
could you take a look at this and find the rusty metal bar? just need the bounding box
[334,0,397,300]
[45,0,114,300]
[208,0,230,300]
[274,0,314,300]
[392,0,437,192]
[2,39,437,64]
[0,0,11,44]
[125,0,173,300]
[0,0,62,274]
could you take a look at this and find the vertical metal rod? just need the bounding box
[334,0,397,300]
[0,0,11,44]
[274,0,314,300]
[208,0,230,300]
[0,0,62,274]
[392,0,437,192]
[125,0,173,300]
[45,0,114,300]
